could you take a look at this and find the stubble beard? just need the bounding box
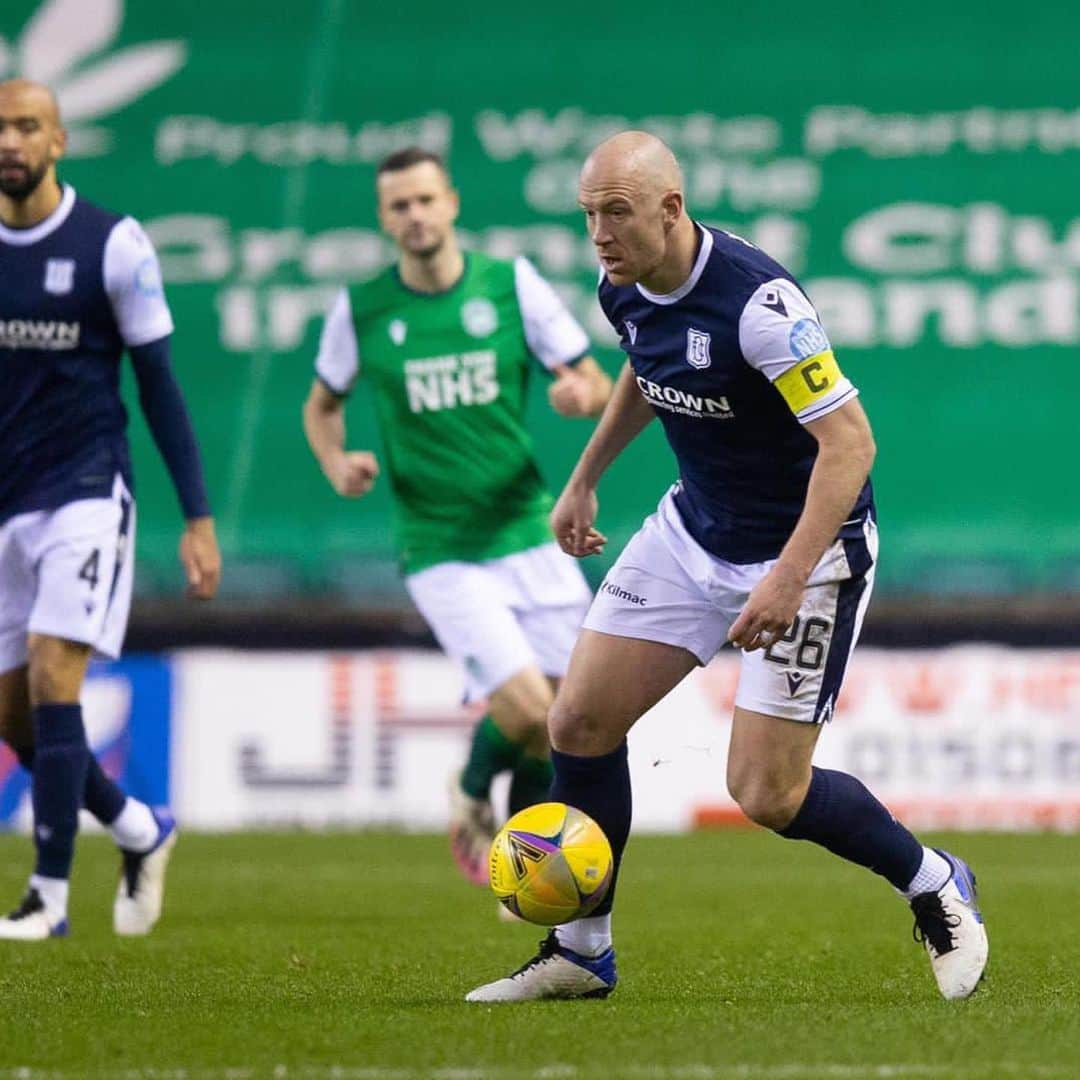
[408,235,445,260]
[0,160,50,201]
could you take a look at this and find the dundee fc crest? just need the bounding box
[43,258,75,295]
[686,327,712,369]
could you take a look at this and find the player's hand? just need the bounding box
[328,450,379,497]
[548,366,597,418]
[179,516,221,601]
[728,561,806,651]
[550,483,607,557]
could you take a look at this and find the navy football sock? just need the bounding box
[31,703,91,879]
[14,744,126,826]
[550,741,631,916]
[83,756,127,825]
[778,766,923,889]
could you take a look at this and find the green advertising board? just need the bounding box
[3,0,1078,597]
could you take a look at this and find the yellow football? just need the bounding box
[489,801,613,925]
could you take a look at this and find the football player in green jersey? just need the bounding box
[303,148,611,886]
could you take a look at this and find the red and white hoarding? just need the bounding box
[170,647,1080,832]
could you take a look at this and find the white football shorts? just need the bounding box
[584,487,877,724]
[0,475,136,674]
[406,540,592,702]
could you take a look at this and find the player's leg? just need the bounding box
[87,489,178,936]
[503,545,596,816]
[0,487,175,940]
[0,664,155,839]
[729,526,986,999]
[406,559,551,885]
[465,502,729,1002]
[549,629,698,939]
[727,705,986,999]
[451,667,554,885]
[0,632,93,939]
[0,511,80,939]
[465,629,699,1002]
[487,666,553,815]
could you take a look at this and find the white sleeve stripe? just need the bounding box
[797,385,859,424]
[314,288,359,393]
[514,256,590,370]
[738,277,829,381]
[103,217,175,348]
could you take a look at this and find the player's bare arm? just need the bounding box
[551,362,655,557]
[303,378,380,498]
[548,356,613,419]
[728,397,876,650]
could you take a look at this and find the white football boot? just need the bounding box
[114,808,177,936]
[448,771,496,888]
[0,888,68,941]
[910,850,988,1000]
[466,930,617,1002]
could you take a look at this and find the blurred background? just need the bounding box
[2,0,1078,832]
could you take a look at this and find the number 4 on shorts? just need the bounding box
[78,548,101,590]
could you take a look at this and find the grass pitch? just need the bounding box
[0,830,1077,1079]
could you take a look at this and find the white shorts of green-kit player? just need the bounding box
[406,541,591,702]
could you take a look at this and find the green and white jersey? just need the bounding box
[315,253,589,573]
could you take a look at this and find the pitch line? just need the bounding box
[0,1063,1073,1080]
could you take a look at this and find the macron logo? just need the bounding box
[0,319,81,350]
[602,580,647,606]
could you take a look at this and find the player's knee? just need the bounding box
[521,696,550,734]
[27,663,65,705]
[548,695,617,756]
[727,767,807,831]
[26,637,87,704]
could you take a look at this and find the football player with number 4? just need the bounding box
[466,132,988,1003]
[0,80,220,941]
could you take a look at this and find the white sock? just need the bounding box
[108,798,159,853]
[29,874,69,921]
[555,914,612,958]
[901,847,952,899]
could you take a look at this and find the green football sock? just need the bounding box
[508,754,554,815]
[460,715,524,799]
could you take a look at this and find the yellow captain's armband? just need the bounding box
[773,350,843,413]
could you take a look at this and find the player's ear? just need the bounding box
[447,186,461,223]
[53,122,67,162]
[660,191,683,232]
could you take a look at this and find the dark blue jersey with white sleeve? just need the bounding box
[0,185,174,521]
[598,224,874,564]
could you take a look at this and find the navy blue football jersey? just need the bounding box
[0,185,173,520]
[598,225,874,563]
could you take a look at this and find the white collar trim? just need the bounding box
[0,184,76,246]
[636,224,712,305]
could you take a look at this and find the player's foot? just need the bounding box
[448,771,496,887]
[0,889,68,941]
[910,849,988,1000]
[465,930,617,1002]
[113,808,177,936]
